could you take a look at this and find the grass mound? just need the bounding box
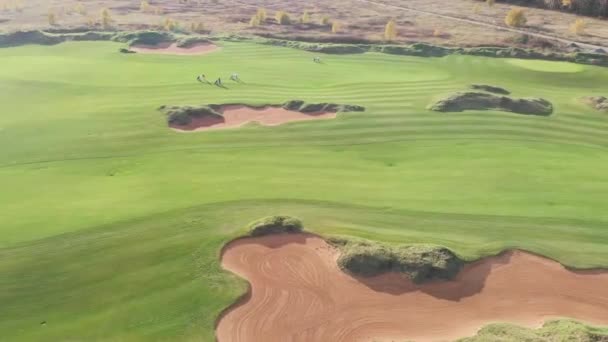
[282,100,365,113]
[429,92,553,116]
[159,105,222,126]
[176,36,212,48]
[470,84,511,95]
[112,31,173,46]
[330,238,464,283]
[0,30,63,47]
[582,96,608,112]
[248,216,303,236]
[459,319,608,342]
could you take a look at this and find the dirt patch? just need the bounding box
[129,42,219,55]
[582,96,608,112]
[216,234,608,342]
[172,106,335,131]
[429,91,553,116]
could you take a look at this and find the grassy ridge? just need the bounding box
[1,41,608,340]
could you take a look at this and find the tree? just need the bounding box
[562,0,572,8]
[275,10,291,25]
[74,3,86,15]
[256,8,266,21]
[473,4,481,14]
[384,19,397,41]
[505,7,527,27]
[163,17,176,31]
[320,16,331,26]
[190,22,205,32]
[48,10,57,25]
[249,15,260,27]
[487,0,495,7]
[570,18,586,35]
[140,0,149,12]
[301,10,310,24]
[331,21,340,33]
[86,16,95,27]
[101,8,112,28]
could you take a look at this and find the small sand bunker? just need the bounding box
[175,105,336,131]
[129,42,218,55]
[161,101,364,132]
[217,234,608,342]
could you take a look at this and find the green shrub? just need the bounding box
[248,216,303,237]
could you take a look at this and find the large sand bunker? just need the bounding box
[129,42,218,55]
[171,106,337,131]
[217,234,608,342]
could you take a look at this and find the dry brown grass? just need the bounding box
[0,0,606,50]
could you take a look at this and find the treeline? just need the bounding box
[496,0,608,17]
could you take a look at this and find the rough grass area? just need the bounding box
[459,319,608,342]
[159,104,223,126]
[582,96,608,112]
[429,92,553,116]
[112,31,173,46]
[1,30,608,67]
[282,100,365,113]
[248,216,303,236]
[470,84,511,95]
[330,237,464,283]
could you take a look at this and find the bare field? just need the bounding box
[1,0,606,50]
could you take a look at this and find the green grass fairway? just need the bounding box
[506,59,586,73]
[1,40,608,341]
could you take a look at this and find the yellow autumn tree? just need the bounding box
[331,21,341,33]
[570,18,586,35]
[256,8,266,22]
[384,19,397,41]
[275,10,291,25]
[101,8,112,28]
[48,10,57,25]
[140,0,149,12]
[505,7,527,27]
[249,15,260,27]
[301,10,310,23]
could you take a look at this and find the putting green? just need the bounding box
[1,40,608,341]
[506,58,585,73]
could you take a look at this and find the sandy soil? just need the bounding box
[217,233,608,342]
[171,105,336,131]
[129,42,219,55]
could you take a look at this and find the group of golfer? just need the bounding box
[197,73,240,86]
[195,56,321,87]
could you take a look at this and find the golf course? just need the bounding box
[2,38,608,341]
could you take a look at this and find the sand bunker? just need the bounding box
[171,105,337,131]
[129,42,219,55]
[217,234,608,342]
